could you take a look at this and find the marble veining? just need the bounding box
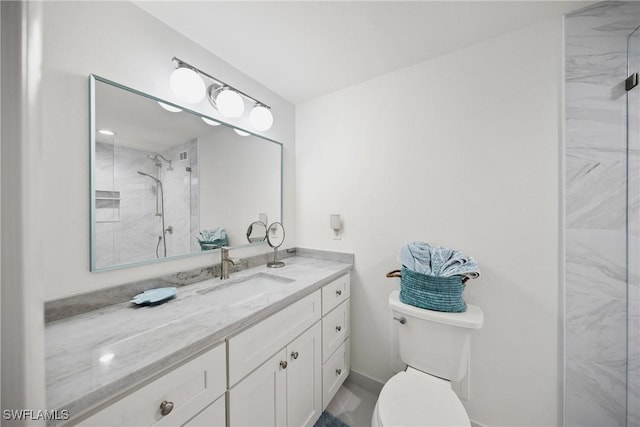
[45,255,352,423]
[565,161,626,229]
[626,21,640,427]
[565,358,627,427]
[565,229,627,300]
[45,247,295,322]
[564,2,640,425]
[295,247,355,264]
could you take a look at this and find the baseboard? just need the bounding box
[345,369,384,396]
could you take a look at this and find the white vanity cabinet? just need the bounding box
[228,272,352,426]
[229,322,322,427]
[228,290,323,427]
[70,271,352,427]
[77,342,226,427]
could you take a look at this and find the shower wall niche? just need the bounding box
[94,139,199,269]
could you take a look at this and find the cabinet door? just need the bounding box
[287,322,322,427]
[229,349,287,427]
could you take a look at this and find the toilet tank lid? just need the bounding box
[389,290,483,329]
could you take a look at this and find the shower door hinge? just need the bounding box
[626,73,638,91]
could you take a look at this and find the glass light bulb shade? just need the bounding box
[170,67,206,104]
[201,117,221,126]
[157,101,182,113]
[234,128,250,136]
[250,105,273,131]
[215,89,245,118]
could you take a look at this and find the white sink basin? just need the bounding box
[197,273,294,306]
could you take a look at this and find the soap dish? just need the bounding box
[131,287,177,306]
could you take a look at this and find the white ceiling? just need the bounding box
[134,1,591,104]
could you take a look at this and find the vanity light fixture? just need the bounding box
[250,104,274,131]
[211,86,245,118]
[234,128,250,136]
[157,101,182,113]
[171,57,273,130]
[98,129,115,136]
[170,66,206,104]
[201,117,221,126]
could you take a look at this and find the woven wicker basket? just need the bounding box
[387,266,467,313]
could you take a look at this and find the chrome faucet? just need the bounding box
[220,247,239,279]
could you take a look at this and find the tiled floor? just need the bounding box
[326,381,379,427]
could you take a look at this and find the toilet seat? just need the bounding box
[373,368,470,427]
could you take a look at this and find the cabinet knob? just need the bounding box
[336,325,342,332]
[159,400,174,416]
[336,290,342,296]
[291,351,299,360]
[280,360,288,369]
[336,368,342,376]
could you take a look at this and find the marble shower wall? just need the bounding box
[95,140,199,269]
[627,23,640,427]
[565,2,640,426]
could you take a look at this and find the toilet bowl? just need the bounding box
[371,368,470,427]
[372,290,483,427]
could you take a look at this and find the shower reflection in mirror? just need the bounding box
[94,132,198,266]
[136,153,175,258]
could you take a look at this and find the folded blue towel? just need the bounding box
[197,227,228,248]
[398,241,480,279]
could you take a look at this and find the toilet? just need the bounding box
[372,290,484,426]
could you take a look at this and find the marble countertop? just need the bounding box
[45,255,352,422]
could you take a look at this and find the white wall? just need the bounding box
[1,0,47,417]
[40,1,296,300]
[296,19,561,427]
[199,128,281,246]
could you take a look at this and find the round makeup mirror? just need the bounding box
[266,222,285,268]
[246,221,267,243]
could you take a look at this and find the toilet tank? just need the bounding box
[389,290,483,381]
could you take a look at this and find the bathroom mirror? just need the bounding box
[90,75,282,271]
[246,221,267,243]
[266,222,285,248]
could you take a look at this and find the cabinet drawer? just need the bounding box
[321,273,350,315]
[183,393,225,427]
[229,290,321,386]
[322,338,350,408]
[79,343,226,427]
[322,300,349,363]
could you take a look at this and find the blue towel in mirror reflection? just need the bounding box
[197,227,228,250]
